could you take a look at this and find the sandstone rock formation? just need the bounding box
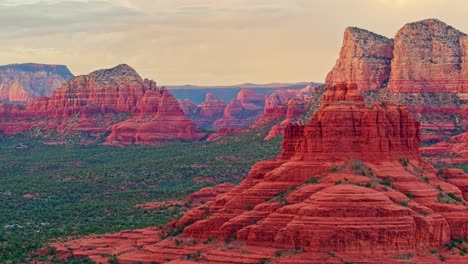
[0,65,204,143]
[177,84,468,261]
[327,19,468,94]
[388,19,468,93]
[105,89,207,145]
[180,93,226,128]
[0,63,73,102]
[326,18,468,162]
[212,89,266,129]
[421,132,468,165]
[325,27,393,91]
[49,84,468,263]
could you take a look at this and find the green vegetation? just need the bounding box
[437,192,463,204]
[399,158,409,167]
[446,237,468,256]
[350,159,374,176]
[406,192,415,199]
[0,130,282,263]
[306,176,319,184]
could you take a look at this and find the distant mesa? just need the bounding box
[0,63,73,102]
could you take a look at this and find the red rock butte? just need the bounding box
[0,64,206,143]
[326,18,468,167]
[327,19,468,93]
[52,84,468,263]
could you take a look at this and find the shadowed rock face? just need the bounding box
[0,63,73,102]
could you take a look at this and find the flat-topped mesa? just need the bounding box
[325,27,394,91]
[280,83,420,161]
[389,19,468,93]
[0,63,74,102]
[46,64,158,118]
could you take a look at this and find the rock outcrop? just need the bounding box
[388,19,468,93]
[0,63,73,102]
[325,27,393,91]
[105,89,206,145]
[327,19,468,94]
[212,89,266,129]
[326,19,468,162]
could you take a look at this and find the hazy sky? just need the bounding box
[1,0,467,85]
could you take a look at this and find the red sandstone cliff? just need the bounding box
[0,63,73,102]
[325,27,393,91]
[326,19,468,165]
[327,19,468,93]
[177,84,468,262]
[106,89,206,145]
[388,19,468,93]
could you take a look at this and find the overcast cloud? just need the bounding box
[1,0,467,85]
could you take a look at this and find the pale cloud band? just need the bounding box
[0,0,467,85]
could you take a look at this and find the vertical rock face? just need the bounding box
[279,84,420,161]
[0,63,73,102]
[326,19,468,93]
[325,19,468,164]
[325,27,394,91]
[236,88,266,110]
[388,19,468,93]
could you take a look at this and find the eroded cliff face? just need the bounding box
[327,19,468,94]
[50,84,468,263]
[325,27,394,91]
[105,89,206,145]
[326,19,468,165]
[0,63,73,102]
[388,19,468,93]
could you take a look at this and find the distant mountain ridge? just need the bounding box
[168,82,319,104]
